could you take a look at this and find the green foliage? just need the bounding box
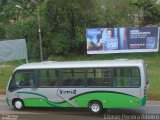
[129,0,160,26]
[5,22,23,39]
[5,16,40,59]
[41,0,98,56]
[21,16,40,59]
[0,0,159,60]
[0,0,45,23]
[0,27,5,39]
[51,33,71,55]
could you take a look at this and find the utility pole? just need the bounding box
[37,11,43,61]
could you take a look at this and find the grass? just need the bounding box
[0,62,21,93]
[147,65,160,100]
[0,53,160,100]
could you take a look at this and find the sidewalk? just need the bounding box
[146,100,160,105]
[0,94,6,102]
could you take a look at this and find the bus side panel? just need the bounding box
[70,92,141,108]
[22,98,72,107]
[17,91,142,108]
[15,88,72,108]
[11,90,142,108]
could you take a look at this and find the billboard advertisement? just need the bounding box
[86,27,159,54]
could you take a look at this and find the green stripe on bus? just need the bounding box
[141,96,146,106]
[17,91,142,108]
[69,91,138,100]
[72,92,141,108]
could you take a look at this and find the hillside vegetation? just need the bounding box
[0,0,160,59]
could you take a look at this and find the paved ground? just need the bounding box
[0,96,160,120]
[0,95,5,99]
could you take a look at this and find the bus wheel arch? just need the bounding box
[12,98,25,110]
[88,100,103,114]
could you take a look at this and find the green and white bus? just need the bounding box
[6,59,149,113]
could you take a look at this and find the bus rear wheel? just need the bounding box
[88,101,103,114]
[13,99,24,110]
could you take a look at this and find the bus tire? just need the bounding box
[88,101,103,114]
[13,99,24,110]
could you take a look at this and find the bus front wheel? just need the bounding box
[88,101,103,114]
[13,99,24,110]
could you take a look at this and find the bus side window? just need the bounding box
[37,69,58,87]
[48,70,59,86]
[38,70,47,86]
[87,69,99,86]
[72,69,85,86]
[62,69,73,86]
[129,68,140,87]
[102,69,112,87]
[87,68,112,87]
[114,68,129,87]
[62,69,85,87]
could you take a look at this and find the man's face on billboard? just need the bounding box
[107,30,112,38]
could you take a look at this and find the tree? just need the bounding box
[42,0,98,55]
[129,0,160,26]
[0,0,44,23]
[0,27,6,39]
[1,0,159,60]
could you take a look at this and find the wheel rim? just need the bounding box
[15,101,22,109]
[91,103,100,113]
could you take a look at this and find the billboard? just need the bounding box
[86,27,159,54]
[0,39,28,62]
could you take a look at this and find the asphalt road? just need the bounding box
[0,100,160,120]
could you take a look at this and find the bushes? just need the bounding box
[5,16,39,59]
[0,27,6,39]
[1,0,159,60]
[51,33,71,55]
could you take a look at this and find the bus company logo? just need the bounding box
[59,89,76,94]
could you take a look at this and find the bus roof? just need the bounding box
[15,59,144,70]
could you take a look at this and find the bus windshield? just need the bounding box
[9,70,35,91]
